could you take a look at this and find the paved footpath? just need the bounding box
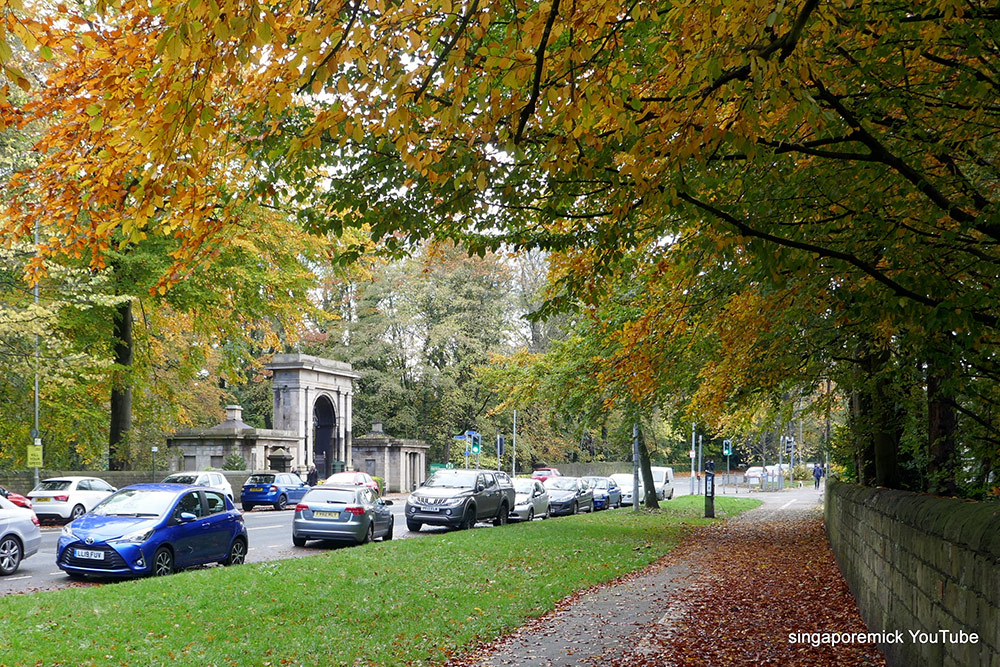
[455,486,886,667]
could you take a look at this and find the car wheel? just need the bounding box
[460,506,476,530]
[406,520,422,532]
[383,517,394,541]
[362,522,375,544]
[70,504,86,520]
[152,547,174,577]
[572,501,578,515]
[274,494,288,511]
[493,504,509,527]
[222,537,247,566]
[668,490,674,500]
[0,536,23,576]
[242,504,254,512]
[292,535,307,547]
[526,508,534,522]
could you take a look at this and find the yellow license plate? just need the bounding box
[250,487,264,492]
[35,497,50,502]
[313,511,339,519]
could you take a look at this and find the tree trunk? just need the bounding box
[927,356,958,496]
[109,299,134,471]
[638,428,660,509]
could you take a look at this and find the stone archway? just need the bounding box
[313,394,336,478]
[267,354,360,474]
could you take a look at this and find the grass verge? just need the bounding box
[0,496,759,666]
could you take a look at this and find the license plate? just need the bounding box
[313,511,339,519]
[250,487,263,492]
[75,549,104,560]
[35,497,50,502]
[422,506,440,512]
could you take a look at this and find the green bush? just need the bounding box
[373,475,386,494]
[222,453,247,471]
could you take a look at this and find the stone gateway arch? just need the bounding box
[266,354,360,478]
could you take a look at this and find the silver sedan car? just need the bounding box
[510,478,549,522]
[0,495,41,576]
[292,485,394,546]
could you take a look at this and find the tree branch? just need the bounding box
[515,0,561,144]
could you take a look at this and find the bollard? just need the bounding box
[704,461,715,518]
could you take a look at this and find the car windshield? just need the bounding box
[584,478,608,489]
[246,474,275,484]
[513,479,534,493]
[36,480,72,492]
[304,489,357,504]
[609,475,633,487]
[544,478,578,491]
[91,489,176,517]
[652,471,667,483]
[325,473,357,484]
[163,475,199,485]
[424,471,477,488]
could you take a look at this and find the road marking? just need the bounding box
[7,575,30,581]
[50,572,64,576]
[267,544,283,548]
[247,525,284,531]
[779,500,797,510]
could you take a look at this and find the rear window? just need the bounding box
[37,480,72,492]
[164,474,199,485]
[304,489,356,504]
[246,474,275,484]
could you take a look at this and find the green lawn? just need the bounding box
[0,496,759,666]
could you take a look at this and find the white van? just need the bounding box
[649,466,675,500]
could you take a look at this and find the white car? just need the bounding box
[609,473,643,505]
[510,478,549,522]
[745,466,766,486]
[0,495,41,575]
[162,471,234,500]
[27,476,117,522]
[649,466,675,500]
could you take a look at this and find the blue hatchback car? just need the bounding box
[56,484,248,579]
[240,471,310,511]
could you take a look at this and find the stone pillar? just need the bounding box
[345,391,354,471]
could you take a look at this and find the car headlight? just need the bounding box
[439,497,465,507]
[61,524,77,539]
[110,528,154,544]
[516,499,531,507]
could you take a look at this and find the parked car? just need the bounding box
[240,471,310,511]
[0,485,33,510]
[649,466,675,500]
[544,476,594,516]
[292,485,393,546]
[0,495,41,576]
[161,471,234,500]
[582,476,622,510]
[27,476,117,522]
[322,471,380,495]
[56,484,248,579]
[609,473,643,505]
[530,467,562,483]
[510,478,549,522]
[405,469,515,531]
[745,466,765,486]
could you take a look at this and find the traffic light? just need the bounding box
[722,439,732,456]
[497,435,505,456]
[784,437,794,454]
[471,439,481,455]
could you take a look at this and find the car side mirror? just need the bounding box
[476,484,485,493]
[383,499,394,506]
[178,512,197,522]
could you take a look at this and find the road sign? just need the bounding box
[27,443,43,468]
[689,449,696,459]
[454,434,467,440]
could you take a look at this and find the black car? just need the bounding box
[544,476,595,516]
[405,469,515,531]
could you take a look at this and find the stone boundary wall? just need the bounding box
[825,480,1000,667]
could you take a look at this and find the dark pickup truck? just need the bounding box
[404,469,515,531]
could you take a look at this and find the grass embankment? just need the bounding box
[0,496,759,666]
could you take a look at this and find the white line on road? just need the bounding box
[779,500,797,510]
[7,575,31,581]
[267,544,283,548]
[247,525,284,531]
[50,572,64,576]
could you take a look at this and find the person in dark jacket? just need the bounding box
[306,464,318,486]
[813,463,824,490]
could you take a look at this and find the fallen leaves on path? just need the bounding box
[603,514,887,667]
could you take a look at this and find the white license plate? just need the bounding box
[75,549,104,560]
[313,511,339,519]
[422,506,440,512]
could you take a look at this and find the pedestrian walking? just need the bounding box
[813,463,824,490]
[306,464,318,486]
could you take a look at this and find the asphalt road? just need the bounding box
[0,478,753,596]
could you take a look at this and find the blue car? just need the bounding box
[57,484,248,579]
[240,471,310,511]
